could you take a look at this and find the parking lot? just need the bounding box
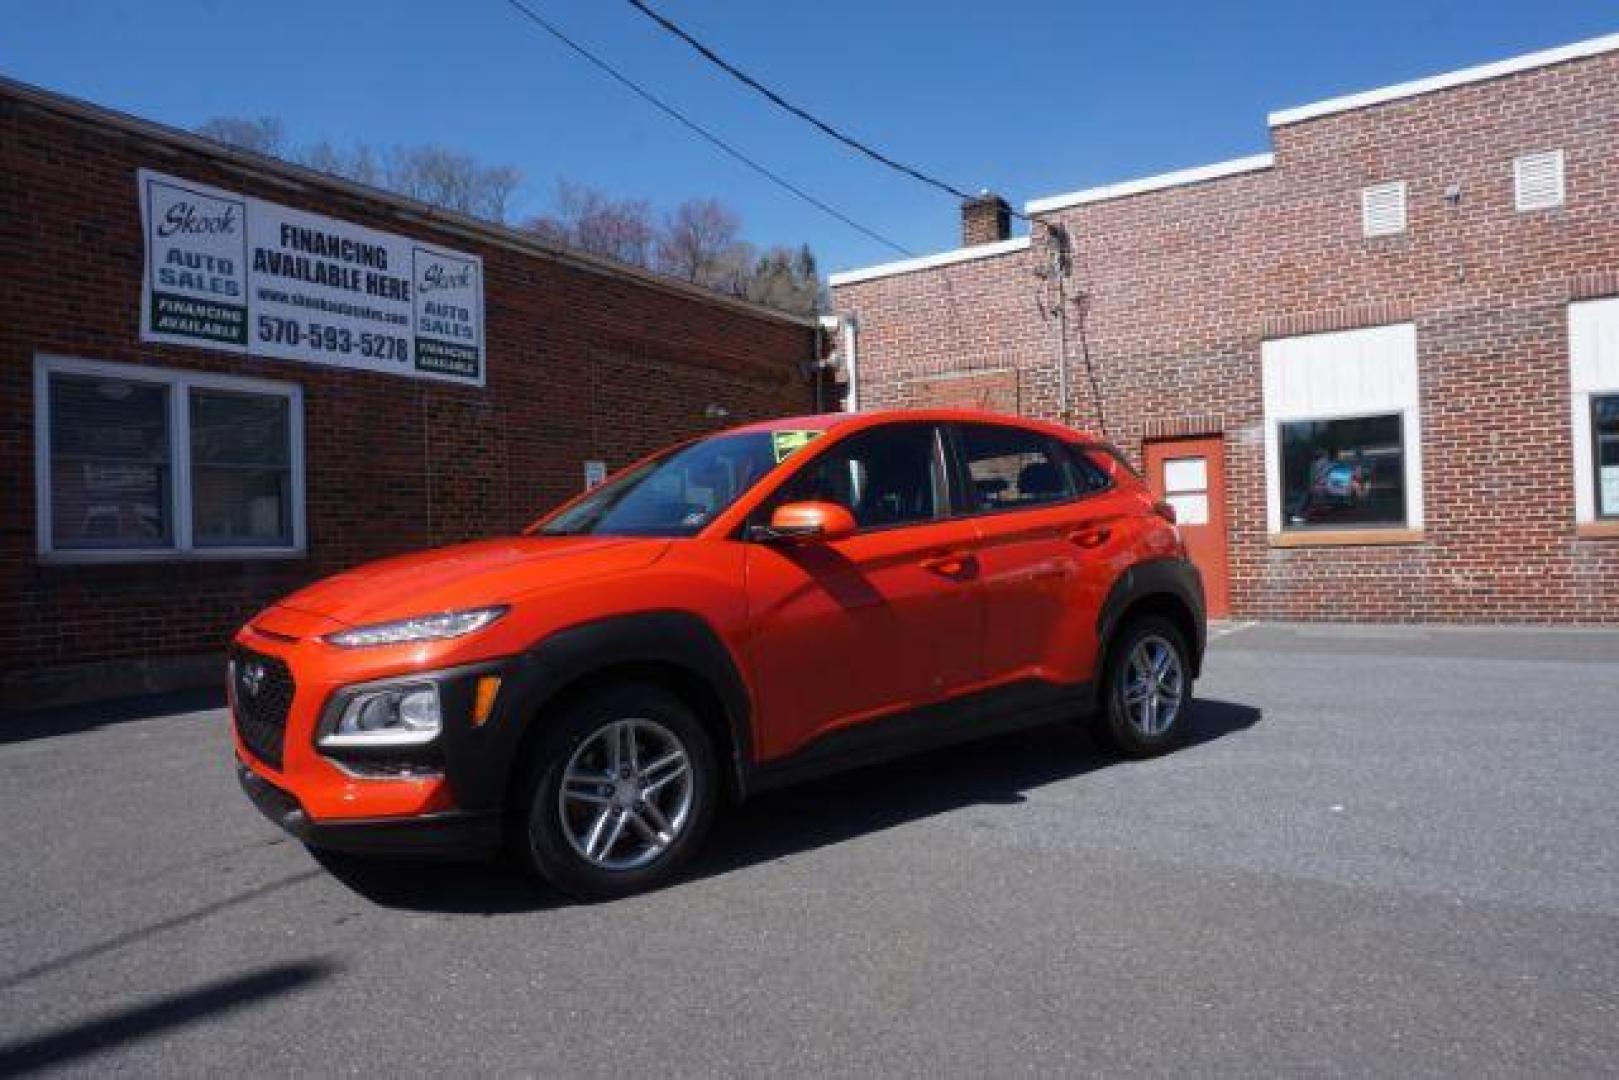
[2,622,1616,1076]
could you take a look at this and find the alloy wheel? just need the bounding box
[557,718,695,871]
[1121,634,1184,737]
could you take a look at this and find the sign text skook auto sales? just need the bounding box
[139,169,485,386]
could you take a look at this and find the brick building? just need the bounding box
[830,33,1619,624]
[1,78,822,708]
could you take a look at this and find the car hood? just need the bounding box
[274,535,670,626]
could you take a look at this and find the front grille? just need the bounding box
[230,646,295,770]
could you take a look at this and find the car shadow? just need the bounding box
[318,698,1261,914]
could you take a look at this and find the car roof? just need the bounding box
[724,408,1100,444]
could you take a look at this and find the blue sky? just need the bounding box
[2,1,1613,273]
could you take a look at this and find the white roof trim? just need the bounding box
[1024,154,1274,215]
[829,235,1030,287]
[1269,31,1619,127]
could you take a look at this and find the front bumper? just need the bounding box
[237,760,501,858]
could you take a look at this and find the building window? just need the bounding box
[1261,323,1423,539]
[1361,181,1407,237]
[1514,150,1565,211]
[1280,414,1406,528]
[190,389,294,547]
[35,356,304,560]
[1570,297,1619,529]
[1594,395,1619,520]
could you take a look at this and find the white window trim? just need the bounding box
[1569,298,1619,525]
[34,354,306,563]
[1261,323,1424,535]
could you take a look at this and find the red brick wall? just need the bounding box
[834,51,1619,623]
[0,95,818,678]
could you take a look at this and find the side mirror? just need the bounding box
[754,501,857,543]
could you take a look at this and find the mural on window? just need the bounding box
[1281,414,1405,529]
[49,375,172,548]
[1596,395,1619,519]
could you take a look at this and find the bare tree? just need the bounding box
[380,147,521,223]
[195,116,285,157]
[657,199,753,291]
[525,181,656,267]
[297,139,382,187]
[189,118,827,312]
[194,117,522,223]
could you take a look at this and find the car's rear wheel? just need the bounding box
[1093,615,1192,757]
[521,683,717,900]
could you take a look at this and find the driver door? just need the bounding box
[742,423,984,762]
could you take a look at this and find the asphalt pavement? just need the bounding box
[1,622,1616,1076]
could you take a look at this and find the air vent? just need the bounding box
[1361,182,1407,237]
[1514,150,1564,211]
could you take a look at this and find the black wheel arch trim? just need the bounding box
[443,610,754,814]
[1096,557,1207,679]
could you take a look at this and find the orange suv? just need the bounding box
[232,410,1205,898]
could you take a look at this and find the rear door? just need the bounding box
[952,422,1125,688]
[742,423,984,761]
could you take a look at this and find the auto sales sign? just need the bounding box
[139,169,485,386]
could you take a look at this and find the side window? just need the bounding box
[959,424,1075,512]
[1064,445,1114,495]
[774,425,942,529]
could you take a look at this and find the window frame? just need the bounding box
[34,354,306,563]
[1261,322,1425,543]
[1275,410,1409,532]
[1592,392,1619,522]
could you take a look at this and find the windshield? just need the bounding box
[538,432,790,537]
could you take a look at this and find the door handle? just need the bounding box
[920,551,975,577]
[1067,526,1111,549]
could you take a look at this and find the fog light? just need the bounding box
[322,684,442,747]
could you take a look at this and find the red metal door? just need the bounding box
[1144,437,1230,618]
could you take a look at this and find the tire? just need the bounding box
[519,682,718,901]
[1091,615,1193,757]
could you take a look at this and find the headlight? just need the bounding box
[324,606,508,649]
[319,683,442,747]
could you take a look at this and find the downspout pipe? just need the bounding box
[819,313,861,412]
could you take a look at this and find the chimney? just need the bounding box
[961,191,1011,246]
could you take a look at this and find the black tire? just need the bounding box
[519,682,718,901]
[1091,615,1193,758]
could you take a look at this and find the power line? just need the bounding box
[623,0,1024,220]
[499,0,916,257]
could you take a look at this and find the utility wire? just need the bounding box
[623,0,1028,221]
[500,0,916,257]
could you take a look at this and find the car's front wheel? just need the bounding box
[521,683,718,900]
[1092,615,1192,757]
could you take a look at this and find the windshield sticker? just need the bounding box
[771,429,822,463]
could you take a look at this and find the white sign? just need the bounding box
[1163,457,1207,494]
[584,460,608,490]
[1165,492,1210,526]
[139,169,484,386]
